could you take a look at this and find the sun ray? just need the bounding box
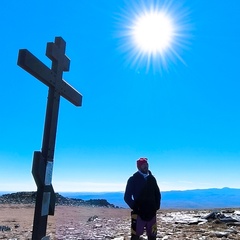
[115,0,192,73]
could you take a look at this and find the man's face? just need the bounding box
[139,162,149,174]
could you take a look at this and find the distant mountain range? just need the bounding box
[160,187,240,209]
[1,187,239,209]
[60,187,240,209]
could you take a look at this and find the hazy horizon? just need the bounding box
[1,186,239,194]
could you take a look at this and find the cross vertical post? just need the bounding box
[17,37,82,240]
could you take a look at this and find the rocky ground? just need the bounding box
[0,204,240,239]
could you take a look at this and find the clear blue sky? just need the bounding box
[0,0,239,192]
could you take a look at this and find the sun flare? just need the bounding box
[116,1,191,72]
[132,11,174,55]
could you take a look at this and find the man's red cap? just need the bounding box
[137,157,148,168]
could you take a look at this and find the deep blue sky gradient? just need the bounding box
[0,0,239,192]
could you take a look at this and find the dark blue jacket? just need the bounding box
[124,171,161,220]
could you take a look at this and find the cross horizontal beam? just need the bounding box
[18,49,82,106]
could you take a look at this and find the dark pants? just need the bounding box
[131,212,157,240]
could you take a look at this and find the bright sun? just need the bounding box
[117,1,191,72]
[132,11,174,55]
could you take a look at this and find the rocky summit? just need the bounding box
[1,192,240,239]
[1,206,240,239]
[54,209,240,239]
[0,191,116,208]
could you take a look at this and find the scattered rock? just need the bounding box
[87,215,98,222]
[14,224,20,228]
[203,210,240,224]
[0,225,11,231]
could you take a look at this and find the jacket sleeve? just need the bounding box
[155,178,161,210]
[156,187,161,210]
[124,177,135,209]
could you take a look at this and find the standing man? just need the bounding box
[124,157,161,240]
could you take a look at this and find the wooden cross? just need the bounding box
[17,37,82,240]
